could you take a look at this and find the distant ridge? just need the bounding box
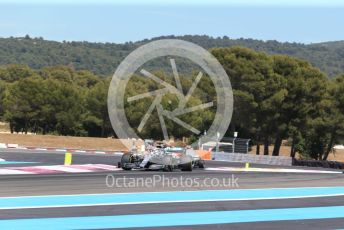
[0,35,343,77]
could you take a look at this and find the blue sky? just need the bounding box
[0,0,343,44]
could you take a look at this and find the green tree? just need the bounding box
[0,81,6,119]
[4,76,44,133]
[84,79,112,137]
[0,64,34,82]
[212,47,286,155]
[272,55,328,156]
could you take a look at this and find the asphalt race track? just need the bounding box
[1,149,344,229]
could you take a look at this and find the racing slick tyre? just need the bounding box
[180,156,193,171]
[121,153,133,170]
[163,155,173,172]
[198,160,205,169]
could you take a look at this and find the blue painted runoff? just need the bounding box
[1,205,344,229]
[1,187,344,209]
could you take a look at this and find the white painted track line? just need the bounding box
[205,167,342,174]
[0,169,35,175]
[37,165,93,173]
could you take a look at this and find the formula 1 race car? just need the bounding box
[118,145,205,172]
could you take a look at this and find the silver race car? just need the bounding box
[118,144,205,172]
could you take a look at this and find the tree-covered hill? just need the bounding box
[0,35,343,77]
[1,47,343,160]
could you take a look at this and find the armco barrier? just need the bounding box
[212,152,292,166]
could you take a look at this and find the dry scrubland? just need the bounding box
[0,133,343,162]
[0,133,129,151]
[249,145,344,162]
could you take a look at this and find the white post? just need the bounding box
[216,132,220,153]
[233,132,238,153]
[246,139,250,154]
